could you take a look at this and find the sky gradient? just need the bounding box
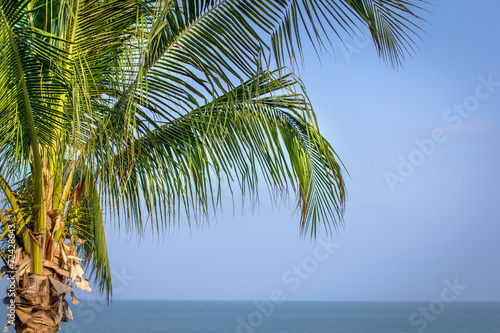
[83,1,500,302]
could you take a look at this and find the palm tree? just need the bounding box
[0,0,425,332]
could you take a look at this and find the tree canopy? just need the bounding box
[0,2,426,329]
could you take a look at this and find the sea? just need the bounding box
[4,301,500,332]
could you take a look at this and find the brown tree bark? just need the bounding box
[4,242,90,332]
[13,273,72,333]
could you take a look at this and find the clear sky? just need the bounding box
[92,1,500,302]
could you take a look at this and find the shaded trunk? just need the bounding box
[2,241,91,332]
[13,273,72,333]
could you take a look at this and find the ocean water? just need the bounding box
[5,301,500,332]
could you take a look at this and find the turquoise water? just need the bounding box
[6,301,500,332]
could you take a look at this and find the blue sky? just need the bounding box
[94,1,500,302]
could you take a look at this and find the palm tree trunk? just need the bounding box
[13,273,72,333]
[6,242,90,332]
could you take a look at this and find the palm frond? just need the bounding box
[76,180,112,302]
[97,69,345,237]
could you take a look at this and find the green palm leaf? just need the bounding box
[98,69,345,237]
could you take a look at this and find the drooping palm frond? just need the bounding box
[73,0,426,240]
[232,0,428,68]
[93,69,345,238]
[70,178,112,300]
